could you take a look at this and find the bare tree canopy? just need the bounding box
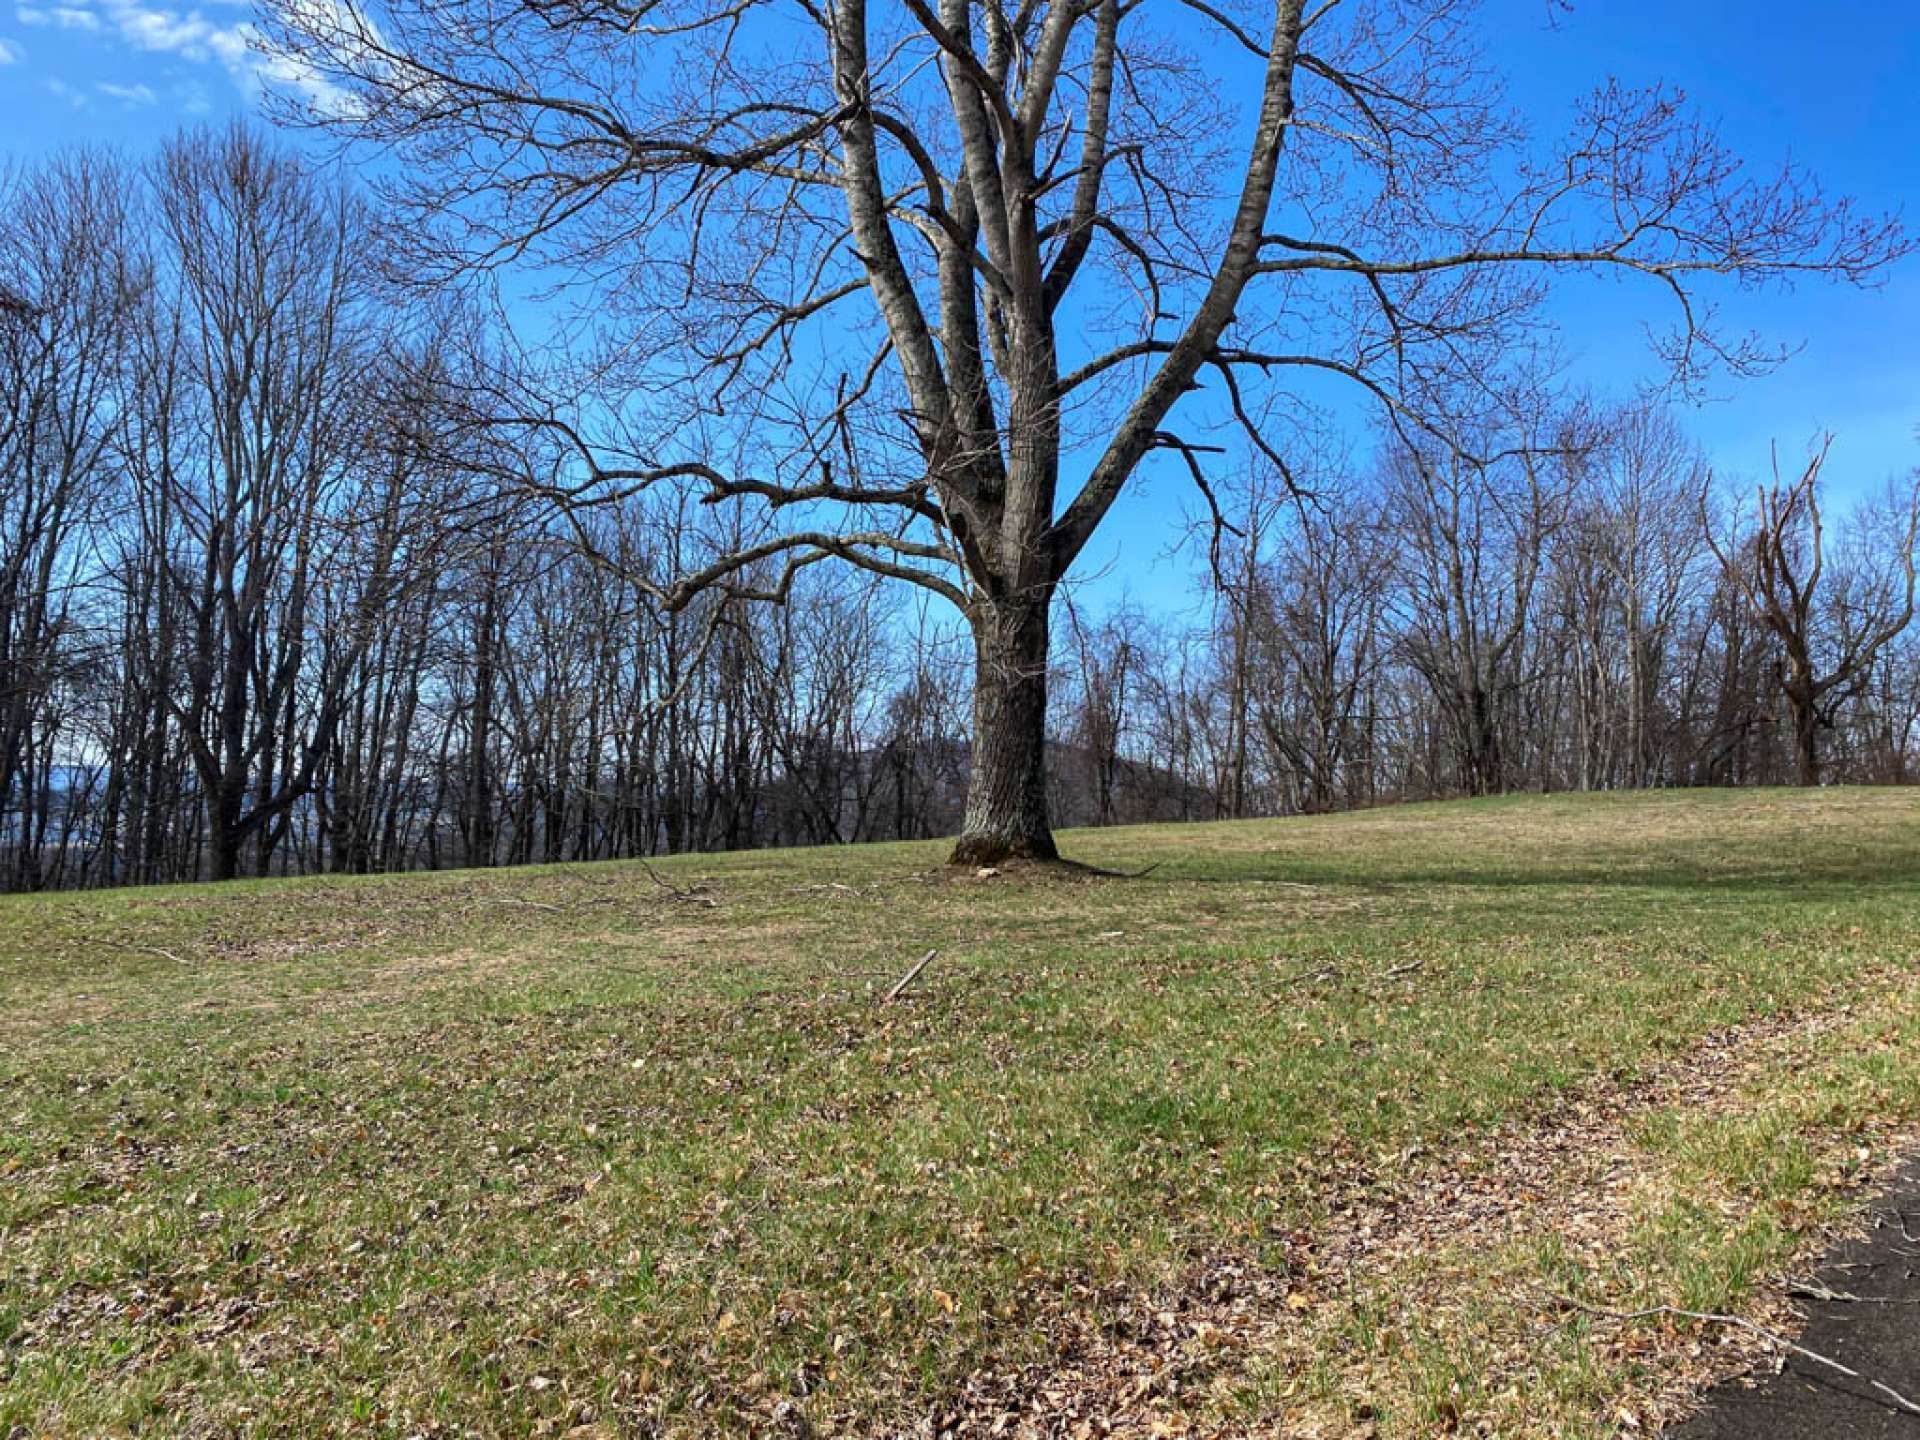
[1706,445,1920,787]
[0,115,1913,896]
[254,0,1908,860]
[119,3,1920,861]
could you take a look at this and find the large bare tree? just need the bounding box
[6,114,1920,895]
[262,0,1902,863]
[134,125,427,880]
[1705,446,1920,787]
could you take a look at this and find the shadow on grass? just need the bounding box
[1152,859,1919,899]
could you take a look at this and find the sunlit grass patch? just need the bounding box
[2,788,1919,1436]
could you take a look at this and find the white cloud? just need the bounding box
[83,0,350,111]
[97,78,154,102]
[20,4,100,26]
[14,0,354,113]
[47,75,88,104]
[101,0,227,61]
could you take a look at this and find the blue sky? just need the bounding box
[1502,2,1920,492]
[2,0,1915,617]
[0,0,257,120]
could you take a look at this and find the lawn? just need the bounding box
[4,789,1920,1438]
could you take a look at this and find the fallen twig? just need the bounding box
[1282,963,1341,987]
[1378,958,1426,982]
[638,859,688,896]
[883,949,939,1003]
[1787,1278,1920,1305]
[1538,1292,1920,1417]
[1879,1207,1920,1244]
[1070,859,1165,879]
[638,860,716,906]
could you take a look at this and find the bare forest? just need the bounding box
[0,122,1915,890]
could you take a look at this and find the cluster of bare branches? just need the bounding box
[0,129,988,888]
[1706,443,1919,785]
[1173,405,1920,812]
[4,0,1914,890]
[0,129,462,884]
[248,0,1907,864]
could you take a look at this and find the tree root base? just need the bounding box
[939,849,1161,882]
[946,834,1060,869]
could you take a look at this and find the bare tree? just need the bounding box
[1059,595,1147,827]
[1707,446,1920,786]
[1392,409,1583,797]
[137,124,413,880]
[1850,629,1920,785]
[260,0,1905,864]
[875,615,971,840]
[0,154,136,887]
[1549,404,1710,789]
[1252,486,1395,813]
[4,123,1917,894]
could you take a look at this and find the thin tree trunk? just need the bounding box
[1791,689,1820,787]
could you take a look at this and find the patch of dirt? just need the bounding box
[906,855,1163,890]
[329,946,538,1004]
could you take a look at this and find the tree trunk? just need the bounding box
[1458,682,1502,797]
[950,599,1057,866]
[208,811,243,882]
[1791,690,1820,787]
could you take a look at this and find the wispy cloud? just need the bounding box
[16,0,352,112]
[99,0,248,68]
[47,75,88,104]
[0,35,21,62]
[19,5,102,27]
[97,78,154,102]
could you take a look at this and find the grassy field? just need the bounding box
[4,789,1920,1438]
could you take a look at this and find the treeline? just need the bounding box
[1156,410,1918,818]
[0,127,1008,889]
[2,129,1915,891]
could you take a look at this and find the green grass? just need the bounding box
[4,789,1920,1437]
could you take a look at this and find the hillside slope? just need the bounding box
[4,789,1920,1438]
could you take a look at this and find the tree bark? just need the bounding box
[951,598,1057,866]
[1789,686,1821,787]
[208,779,245,882]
